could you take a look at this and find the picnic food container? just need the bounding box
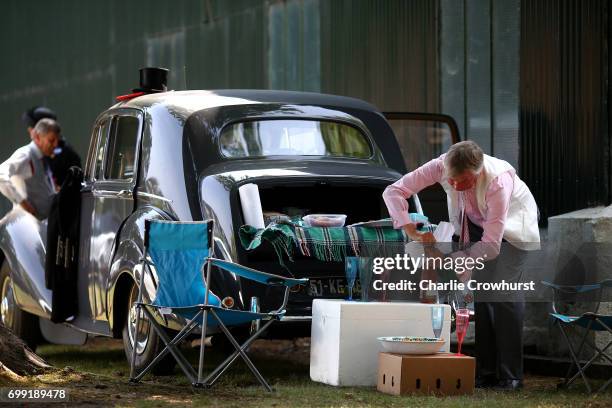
[302,214,347,227]
[377,336,446,355]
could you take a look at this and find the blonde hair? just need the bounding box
[444,140,484,178]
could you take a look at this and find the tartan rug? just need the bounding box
[239,222,407,263]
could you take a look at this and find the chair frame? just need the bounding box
[128,220,306,390]
[543,280,612,393]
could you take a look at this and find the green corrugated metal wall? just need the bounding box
[0,0,439,212]
[321,0,439,111]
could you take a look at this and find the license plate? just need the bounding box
[307,278,361,297]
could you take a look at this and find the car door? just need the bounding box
[383,113,460,224]
[80,109,142,324]
[75,117,110,329]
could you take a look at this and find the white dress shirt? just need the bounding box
[0,141,56,219]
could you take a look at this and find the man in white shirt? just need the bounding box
[0,118,60,220]
[22,106,82,187]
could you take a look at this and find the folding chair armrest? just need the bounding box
[209,258,309,288]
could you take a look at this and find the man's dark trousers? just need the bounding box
[462,219,526,382]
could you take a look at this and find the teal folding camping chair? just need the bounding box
[542,279,612,393]
[129,219,308,390]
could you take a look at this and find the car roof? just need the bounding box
[113,89,380,118]
[111,89,407,174]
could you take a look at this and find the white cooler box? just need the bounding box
[310,299,451,386]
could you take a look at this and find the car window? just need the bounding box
[104,115,140,181]
[219,120,372,159]
[93,119,111,180]
[387,119,454,169]
[84,122,100,180]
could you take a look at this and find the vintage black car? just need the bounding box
[0,72,459,372]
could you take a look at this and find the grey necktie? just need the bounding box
[42,158,55,190]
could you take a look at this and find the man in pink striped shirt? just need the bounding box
[383,140,540,391]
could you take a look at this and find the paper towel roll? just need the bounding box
[238,183,265,229]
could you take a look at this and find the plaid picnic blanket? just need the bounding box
[240,223,297,264]
[239,222,407,263]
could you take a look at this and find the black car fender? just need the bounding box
[106,206,170,336]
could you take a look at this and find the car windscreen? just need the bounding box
[219,119,372,159]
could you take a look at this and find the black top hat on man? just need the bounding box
[22,106,57,128]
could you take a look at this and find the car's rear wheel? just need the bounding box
[122,282,176,376]
[0,261,41,350]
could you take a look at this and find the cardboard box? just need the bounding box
[310,300,451,386]
[377,352,475,396]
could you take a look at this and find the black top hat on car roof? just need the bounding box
[132,67,169,93]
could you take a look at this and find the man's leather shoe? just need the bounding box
[475,376,497,388]
[493,379,523,391]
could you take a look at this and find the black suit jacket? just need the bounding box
[46,166,83,322]
[47,140,82,187]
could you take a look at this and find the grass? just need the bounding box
[10,338,608,407]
